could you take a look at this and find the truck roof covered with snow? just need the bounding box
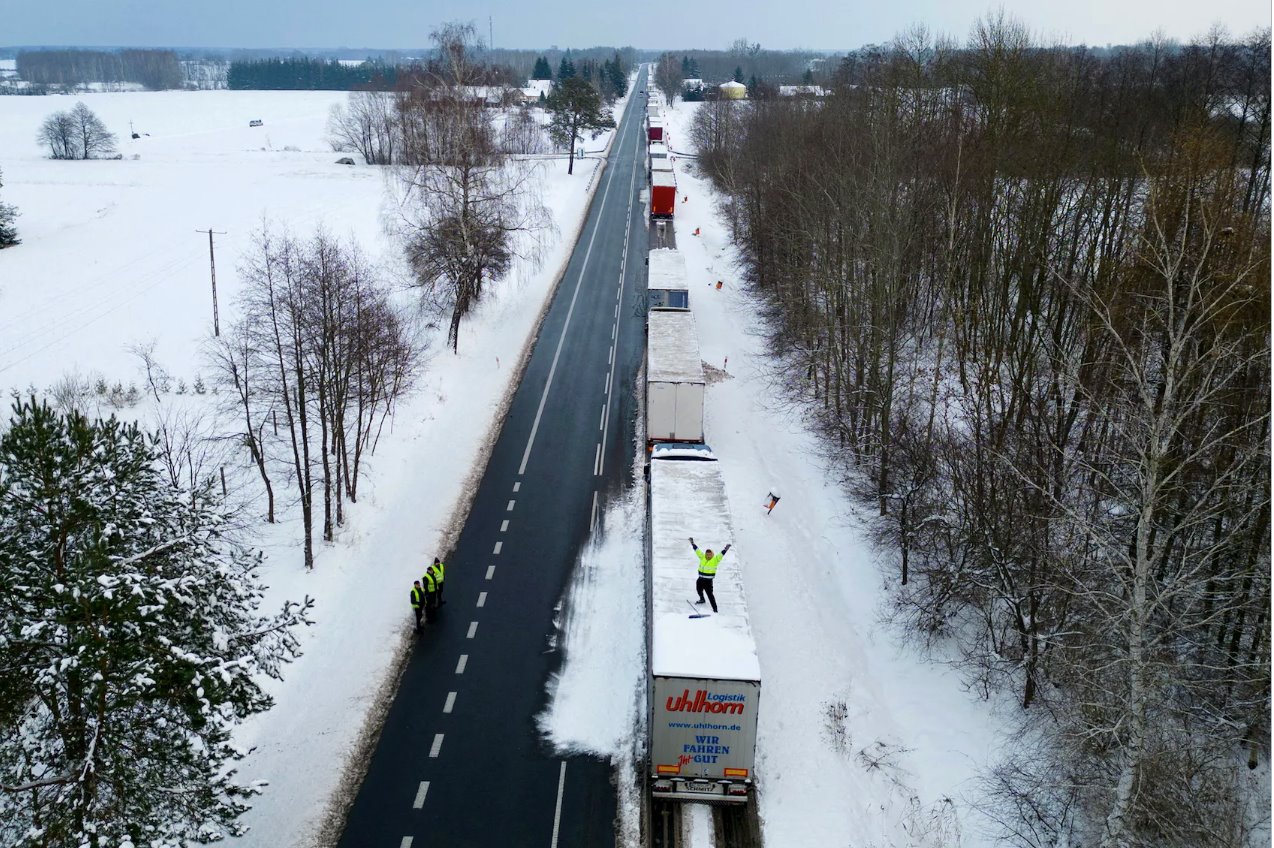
[648,248,688,294]
[647,310,702,384]
[648,445,759,682]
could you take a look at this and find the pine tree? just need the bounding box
[557,55,576,80]
[0,399,312,846]
[681,56,691,77]
[546,75,615,175]
[733,65,744,83]
[0,167,18,248]
[532,56,552,80]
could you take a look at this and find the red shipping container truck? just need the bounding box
[650,170,677,219]
[648,117,665,143]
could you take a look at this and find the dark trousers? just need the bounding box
[695,576,717,612]
[424,592,439,623]
[413,606,423,631]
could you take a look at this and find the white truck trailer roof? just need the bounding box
[648,248,688,294]
[649,445,760,682]
[647,310,703,384]
[649,141,669,158]
[652,170,676,188]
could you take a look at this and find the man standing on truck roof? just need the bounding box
[410,579,425,633]
[689,537,730,613]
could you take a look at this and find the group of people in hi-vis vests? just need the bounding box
[410,557,447,633]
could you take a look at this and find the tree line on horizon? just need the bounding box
[15,48,182,89]
[692,17,1270,847]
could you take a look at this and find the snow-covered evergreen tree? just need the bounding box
[0,399,312,846]
[0,166,18,248]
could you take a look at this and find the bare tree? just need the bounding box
[327,90,397,164]
[654,52,682,107]
[393,21,551,352]
[500,105,548,154]
[37,102,116,159]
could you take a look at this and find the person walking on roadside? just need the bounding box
[422,566,440,624]
[689,537,730,613]
[432,557,447,604]
[410,579,426,633]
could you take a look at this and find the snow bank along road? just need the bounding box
[336,75,653,846]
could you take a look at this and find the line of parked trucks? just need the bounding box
[647,100,678,220]
[641,102,761,803]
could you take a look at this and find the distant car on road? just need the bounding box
[249,119,264,127]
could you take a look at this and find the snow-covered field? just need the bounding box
[0,86,624,846]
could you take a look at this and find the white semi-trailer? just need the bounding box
[647,444,760,803]
[648,248,689,311]
[646,311,704,444]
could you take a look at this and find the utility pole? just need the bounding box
[489,16,493,50]
[195,228,226,336]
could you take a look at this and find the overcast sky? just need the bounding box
[4,0,1269,51]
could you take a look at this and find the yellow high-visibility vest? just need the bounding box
[696,550,722,577]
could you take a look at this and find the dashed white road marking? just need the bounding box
[513,481,521,492]
[486,565,495,580]
[493,541,503,555]
[455,654,469,674]
[609,344,614,365]
[591,491,599,529]
[467,621,478,639]
[443,691,457,713]
[549,761,568,848]
[477,592,488,608]
[401,837,414,848]
[500,519,509,532]
[413,781,430,809]
[507,500,516,511]
[599,405,606,431]
[594,443,602,475]
[429,734,444,758]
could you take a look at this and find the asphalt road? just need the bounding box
[336,70,654,848]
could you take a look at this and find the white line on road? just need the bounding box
[413,781,430,809]
[500,519,509,532]
[455,654,468,674]
[467,621,478,639]
[507,499,516,511]
[513,481,521,492]
[517,144,624,476]
[493,541,503,555]
[429,734,444,758]
[599,404,605,431]
[401,837,414,848]
[594,443,601,475]
[443,691,457,713]
[609,344,614,365]
[591,491,599,529]
[485,565,495,580]
[477,592,488,608]
[550,761,568,848]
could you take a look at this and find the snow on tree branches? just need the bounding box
[0,399,313,846]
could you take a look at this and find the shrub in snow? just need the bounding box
[0,399,313,846]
